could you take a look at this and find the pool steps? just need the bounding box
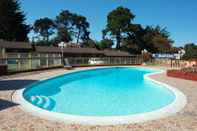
[30,96,52,110]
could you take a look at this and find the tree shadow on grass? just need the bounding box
[0,99,19,111]
[0,80,37,91]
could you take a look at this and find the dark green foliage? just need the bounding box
[33,17,55,42]
[81,39,98,48]
[55,10,90,44]
[55,10,74,43]
[31,10,90,46]
[104,6,173,53]
[143,26,173,53]
[98,39,114,49]
[29,6,174,52]
[72,14,90,43]
[0,0,30,41]
[103,6,135,49]
[56,10,73,27]
[55,27,72,43]
[82,39,113,50]
[121,25,173,54]
[183,43,197,60]
[33,40,53,46]
[121,24,146,53]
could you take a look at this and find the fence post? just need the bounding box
[17,53,20,71]
[2,48,7,65]
[136,55,139,64]
[28,53,32,70]
[52,54,55,66]
[46,54,49,68]
[38,53,41,67]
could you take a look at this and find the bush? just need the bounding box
[183,43,197,60]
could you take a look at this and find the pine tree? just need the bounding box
[0,0,30,41]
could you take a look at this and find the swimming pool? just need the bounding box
[15,67,187,125]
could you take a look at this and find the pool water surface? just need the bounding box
[23,67,176,116]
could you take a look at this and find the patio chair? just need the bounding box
[64,58,73,70]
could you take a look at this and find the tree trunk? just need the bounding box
[116,34,121,49]
[76,29,81,44]
[46,32,49,42]
[46,36,49,43]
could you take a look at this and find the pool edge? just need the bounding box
[13,66,187,126]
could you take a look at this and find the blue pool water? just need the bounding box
[24,67,175,116]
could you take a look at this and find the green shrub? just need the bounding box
[183,43,197,60]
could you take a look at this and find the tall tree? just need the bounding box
[143,26,173,53]
[72,14,90,44]
[33,17,55,42]
[121,24,146,53]
[0,0,30,41]
[55,10,74,43]
[55,10,90,44]
[122,25,173,54]
[103,6,135,49]
[55,27,72,43]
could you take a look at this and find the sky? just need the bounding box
[20,0,197,47]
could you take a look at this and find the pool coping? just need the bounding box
[13,66,187,126]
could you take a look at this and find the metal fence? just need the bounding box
[1,53,62,72]
[67,56,142,66]
[0,53,142,73]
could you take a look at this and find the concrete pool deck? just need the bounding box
[0,66,197,131]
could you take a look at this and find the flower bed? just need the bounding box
[167,69,197,81]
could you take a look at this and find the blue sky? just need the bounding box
[20,0,197,47]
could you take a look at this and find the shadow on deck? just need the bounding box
[0,79,38,111]
[0,80,37,91]
[0,99,19,111]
